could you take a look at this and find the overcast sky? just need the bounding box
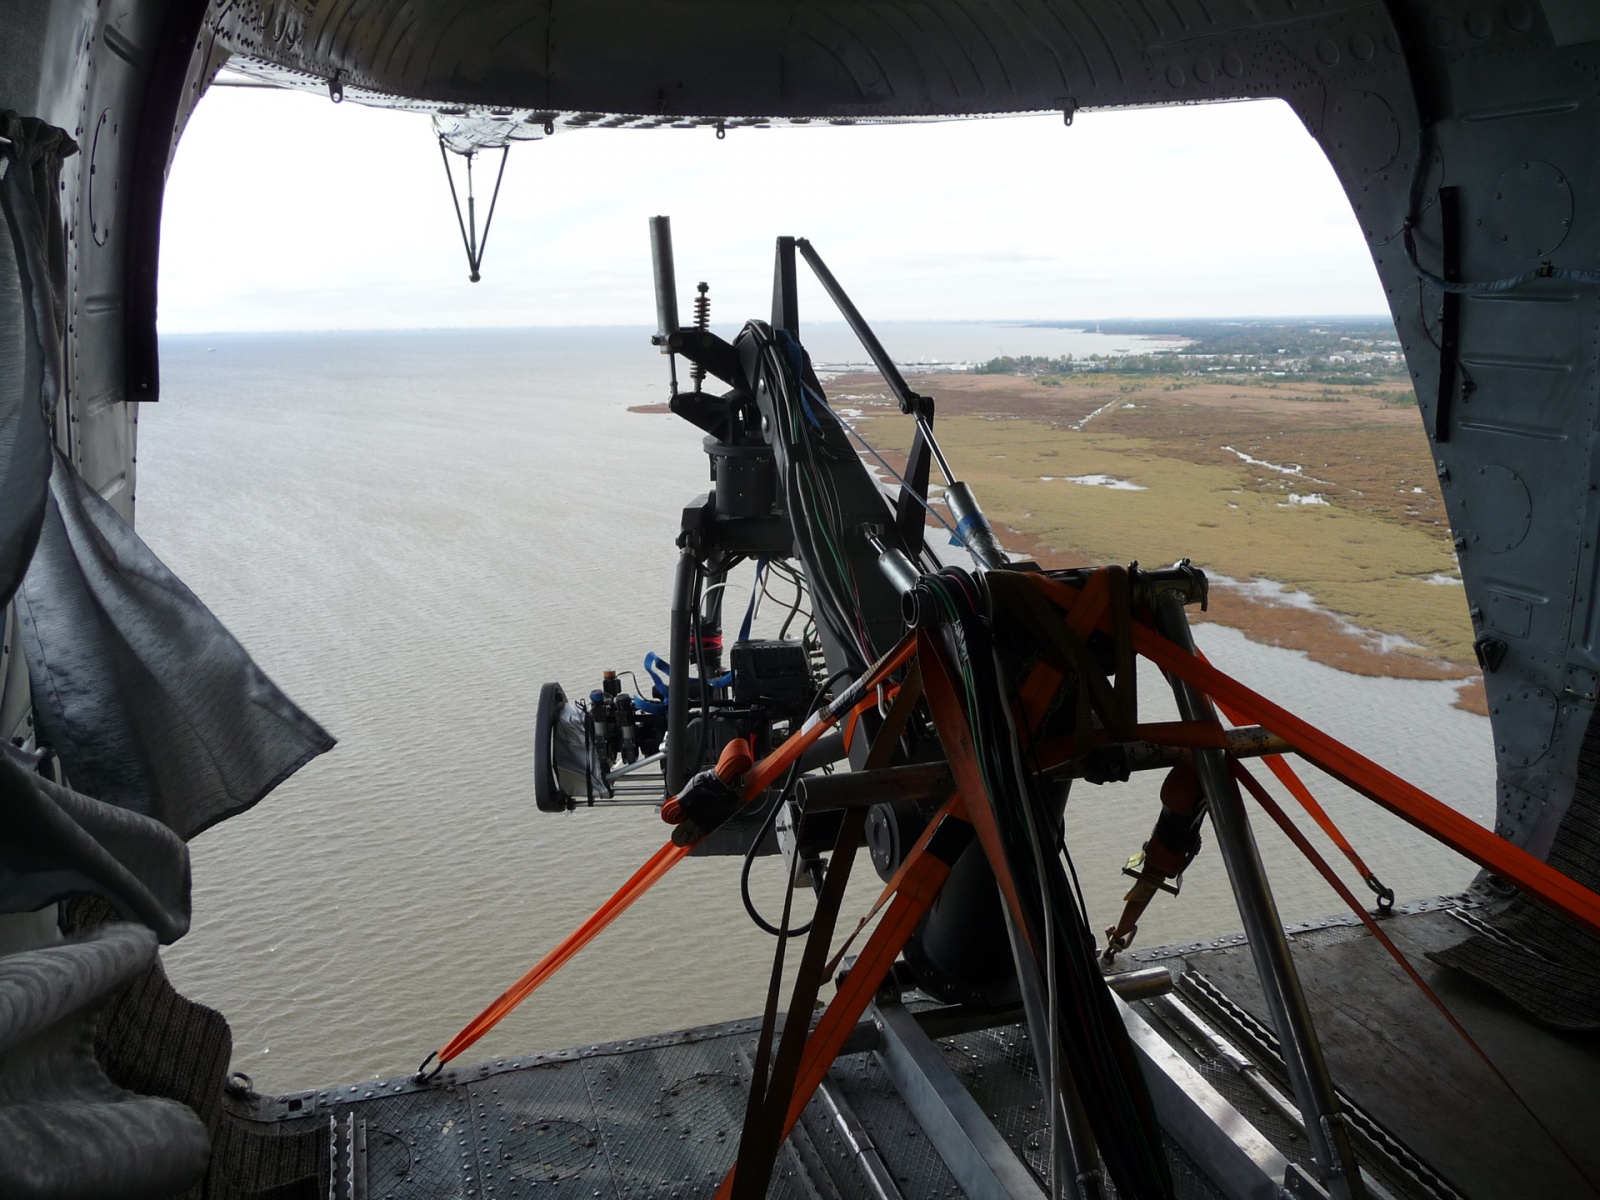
[158,86,1388,333]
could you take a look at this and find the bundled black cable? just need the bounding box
[749,324,876,674]
[924,569,1174,1200]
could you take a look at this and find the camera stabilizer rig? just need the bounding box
[530,219,1032,984]
[510,223,1410,1199]
[528,223,1281,1007]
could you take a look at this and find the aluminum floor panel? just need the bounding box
[1158,907,1600,1199]
[220,904,1597,1199]
[230,1020,960,1199]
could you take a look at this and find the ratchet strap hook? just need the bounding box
[1366,873,1397,915]
[414,1050,443,1083]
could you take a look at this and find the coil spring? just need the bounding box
[690,283,709,389]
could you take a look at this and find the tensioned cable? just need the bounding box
[1382,120,1600,296]
[1403,223,1600,294]
[833,411,960,540]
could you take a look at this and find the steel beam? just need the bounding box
[871,1000,1047,1200]
[1113,992,1290,1200]
[1153,595,1366,1200]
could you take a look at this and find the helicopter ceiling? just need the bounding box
[209,0,1399,139]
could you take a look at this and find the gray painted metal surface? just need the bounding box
[1166,909,1600,1199]
[205,905,1590,1199]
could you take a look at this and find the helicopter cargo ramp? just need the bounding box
[211,897,1599,1200]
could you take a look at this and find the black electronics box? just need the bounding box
[730,639,813,716]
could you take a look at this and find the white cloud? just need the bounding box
[158,89,1387,333]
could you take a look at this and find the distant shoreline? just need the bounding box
[632,362,1484,715]
[156,316,1401,340]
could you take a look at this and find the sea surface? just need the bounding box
[142,324,1494,1094]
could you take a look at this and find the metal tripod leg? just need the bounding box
[1153,595,1367,1200]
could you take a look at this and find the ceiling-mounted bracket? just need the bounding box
[438,138,510,283]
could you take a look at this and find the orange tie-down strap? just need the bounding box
[1231,757,1596,1188]
[417,635,917,1077]
[422,839,691,1072]
[1135,624,1600,939]
[1230,759,1490,1065]
[1029,572,1600,941]
[714,806,975,1200]
[1207,672,1391,906]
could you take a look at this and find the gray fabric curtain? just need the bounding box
[0,746,189,944]
[1,113,332,927]
[17,449,336,841]
[0,113,71,609]
[0,117,210,1200]
[0,923,211,1198]
[0,115,201,939]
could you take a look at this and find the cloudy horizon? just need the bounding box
[159,87,1391,334]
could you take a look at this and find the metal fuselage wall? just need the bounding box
[0,0,221,524]
[8,0,1600,857]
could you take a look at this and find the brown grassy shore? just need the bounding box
[824,369,1486,715]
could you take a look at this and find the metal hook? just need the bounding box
[327,71,344,103]
[715,120,726,140]
[1366,874,1396,915]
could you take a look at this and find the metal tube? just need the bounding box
[797,727,1290,809]
[877,547,921,596]
[944,482,1008,571]
[1161,996,1403,1200]
[865,527,921,597]
[874,1001,1048,1200]
[1161,995,1305,1132]
[797,731,848,773]
[794,238,916,413]
[795,762,952,811]
[816,1078,908,1200]
[999,902,1098,1199]
[1111,992,1295,1200]
[649,215,680,350]
[1104,966,1175,1002]
[665,551,697,794]
[1152,595,1366,1200]
[1042,726,1294,781]
[607,751,665,780]
[917,415,957,485]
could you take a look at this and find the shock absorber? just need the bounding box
[690,282,710,392]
